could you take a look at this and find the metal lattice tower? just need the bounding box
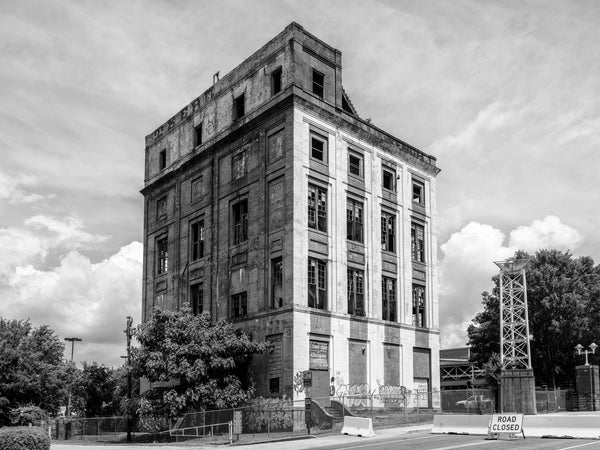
[494,258,532,370]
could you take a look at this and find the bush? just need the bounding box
[0,426,50,450]
[10,406,48,426]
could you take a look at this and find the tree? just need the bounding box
[467,250,600,389]
[71,362,118,417]
[0,319,70,423]
[132,307,266,419]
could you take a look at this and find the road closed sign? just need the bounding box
[488,413,524,437]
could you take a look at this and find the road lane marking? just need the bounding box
[559,442,600,450]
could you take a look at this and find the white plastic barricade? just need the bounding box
[341,416,376,437]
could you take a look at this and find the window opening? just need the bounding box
[308,184,327,232]
[346,198,364,243]
[347,268,365,316]
[308,258,327,310]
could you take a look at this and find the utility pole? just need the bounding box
[125,316,133,443]
[64,337,82,417]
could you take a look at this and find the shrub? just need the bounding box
[10,406,48,426]
[0,426,50,450]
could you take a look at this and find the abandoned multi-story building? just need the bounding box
[141,23,441,403]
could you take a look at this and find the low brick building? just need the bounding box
[141,23,441,403]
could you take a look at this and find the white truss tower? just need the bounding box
[495,259,532,370]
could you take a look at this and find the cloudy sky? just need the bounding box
[1,0,598,367]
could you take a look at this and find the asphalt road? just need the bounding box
[51,431,600,450]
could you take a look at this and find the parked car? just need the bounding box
[456,395,492,410]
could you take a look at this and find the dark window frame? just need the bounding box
[156,236,168,275]
[194,123,203,147]
[190,283,204,315]
[271,67,282,95]
[382,276,397,322]
[190,220,205,261]
[308,183,327,232]
[347,268,365,316]
[232,198,249,246]
[412,284,426,327]
[382,167,396,192]
[310,132,327,162]
[159,149,167,170]
[231,291,248,318]
[348,151,363,178]
[411,222,425,263]
[381,210,396,253]
[271,256,283,309]
[308,257,327,310]
[234,93,245,119]
[312,69,324,98]
[346,197,364,243]
[412,179,425,205]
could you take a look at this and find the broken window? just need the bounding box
[232,199,248,245]
[346,197,363,243]
[412,284,426,327]
[271,257,283,308]
[308,183,327,232]
[382,276,397,322]
[411,222,425,263]
[381,211,396,253]
[191,220,204,260]
[156,237,168,274]
[308,258,327,310]
[347,268,365,316]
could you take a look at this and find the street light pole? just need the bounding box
[124,316,133,443]
[64,337,82,417]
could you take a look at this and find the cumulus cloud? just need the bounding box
[509,215,584,252]
[439,215,584,349]
[0,215,107,281]
[0,170,49,204]
[0,215,138,366]
[3,242,142,367]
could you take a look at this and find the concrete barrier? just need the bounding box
[523,415,600,439]
[433,414,600,439]
[341,416,375,437]
[432,415,491,435]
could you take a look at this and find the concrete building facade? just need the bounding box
[141,23,441,404]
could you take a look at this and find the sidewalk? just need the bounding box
[51,423,433,450]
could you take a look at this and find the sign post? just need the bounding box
[304,370,312,434]
[486,413,525,440]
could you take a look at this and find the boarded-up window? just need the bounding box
[269,180,284,231]
[309,340,329,370]
[268,335,283,394]
[349,341,367,385]
[384,344,400,386]
[268,130,284,162]
[191,175,204,202]
[157,197,167,221]
[413,348,431,379]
